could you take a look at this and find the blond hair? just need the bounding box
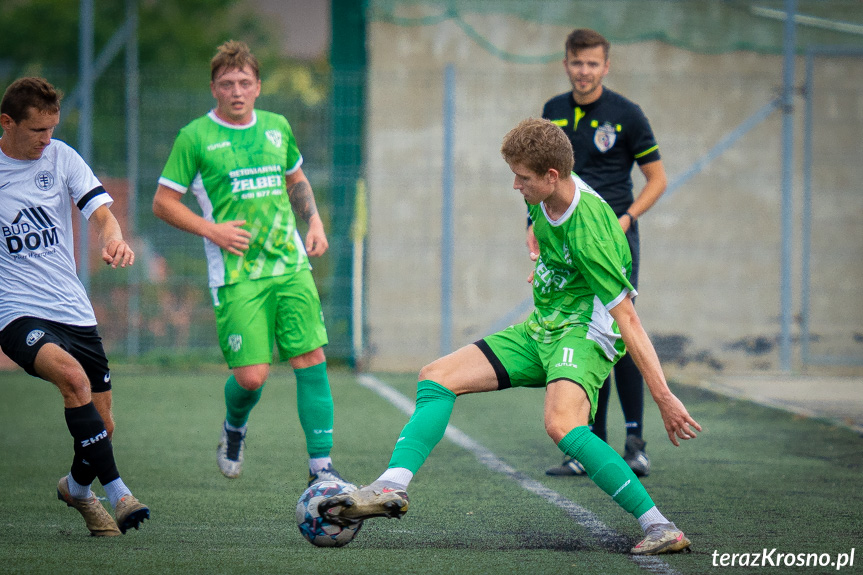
[500,118,574,177]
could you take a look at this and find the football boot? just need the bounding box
[319,483,409,525]
[631,523,691,555]
[623,436,650,477]
[56,476,121,537]
[217,422,245,478]
[545,457,588,476]
[114,493,150,534]
[308,464,348,487]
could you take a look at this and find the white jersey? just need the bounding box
[0,139,112,330]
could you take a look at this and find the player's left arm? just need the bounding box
[609,295,701,445]
[619,160,667,233]
[89,204,134,268]
[525,223,540,283]
[286,167,328,257]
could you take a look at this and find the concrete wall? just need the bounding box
[363,17,863,372]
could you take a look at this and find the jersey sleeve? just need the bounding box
[573,234,635,310]
[282,117,303,175]
[628,105,661,166]
[61,143,113,219]
[158,128,200,193]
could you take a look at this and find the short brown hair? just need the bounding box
[501,118,574,177]
[0,77,62,123]
[210,40,260,81]
[565,28,610,61]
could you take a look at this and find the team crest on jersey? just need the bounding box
[593,122,617,153]
[34,171,55,191]
[26,329,45,346]
[265,130,282,148]
[228,334,242,353]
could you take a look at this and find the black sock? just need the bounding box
[64,402,120,486]
[592,377,610,443]
[614,353,644,438]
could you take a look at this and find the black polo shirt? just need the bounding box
[541,87,660,216]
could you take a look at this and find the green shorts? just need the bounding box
[212,270,328,368]
[479,322,615,424]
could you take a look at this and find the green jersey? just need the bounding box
[159,110,308,287]
[527,174,635,361]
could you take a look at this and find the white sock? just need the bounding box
[66,474,92,499]
[103,478,132,508]
[309,456,332,475]
[637,506,671,533]
[375,467,413,489]
[224,421,247,434]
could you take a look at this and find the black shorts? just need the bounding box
[625,221,640,291]
[0,316,112,393]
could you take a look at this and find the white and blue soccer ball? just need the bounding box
[296,480,363,547]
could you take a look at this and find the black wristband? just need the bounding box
[624,211,635,222]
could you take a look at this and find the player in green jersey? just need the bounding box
[153,40,344,487]
[319,118,700,555]
[540,28,668,479]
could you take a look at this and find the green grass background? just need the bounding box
[1,365,860,574]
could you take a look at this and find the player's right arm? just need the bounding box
[526,222,539,283]
[609,295,701,446]
[90,204,135,268]
[152,184,251,256]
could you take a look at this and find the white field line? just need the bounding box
[357,374,679,574]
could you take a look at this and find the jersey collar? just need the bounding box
[0,139,51,164]
[540,174,581,226]
[569,87,608,111]
[207,110,257,129]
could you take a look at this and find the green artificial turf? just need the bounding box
[1,365,860,574]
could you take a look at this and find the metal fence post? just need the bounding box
[779,0,797,371]
[77,0,94,291]
[441,64,455,357]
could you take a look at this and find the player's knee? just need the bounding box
[66,380,91,405]
[290,347,325,370]
[418,358,475,396]
[50,363,91,405]
[235,374,266,390]
[418,360,448,386]
[544,422,566,444]
[544,414,575,444]
[102,415,115,439]
[233,364,269,389]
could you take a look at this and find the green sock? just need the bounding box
[224,375,263,428]
[295,362,334,458]
[558,426,655,517]
[387,380,457,473]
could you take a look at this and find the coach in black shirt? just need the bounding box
[535,28,668,478]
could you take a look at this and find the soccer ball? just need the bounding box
[296,480,363,547]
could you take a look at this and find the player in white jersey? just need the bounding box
[153,41,345,487]
[0,77,149,536]
[320,119,700,556]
